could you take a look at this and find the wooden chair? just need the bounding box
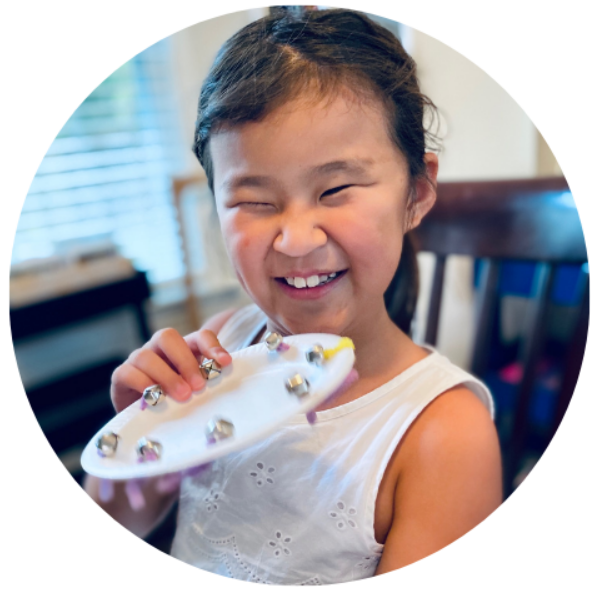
[172,175,207,331]
[413,177,588,497]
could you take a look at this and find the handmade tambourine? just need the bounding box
[81,333,356,481]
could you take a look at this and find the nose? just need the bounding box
[273,209,327,258]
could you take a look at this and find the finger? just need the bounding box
[127,349,193,402]
[147,328,205,392]
[185,329,233,367]
[111,363,155,412]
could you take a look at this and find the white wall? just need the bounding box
[170,8,268,173]
[405,27,542,367]
[408,28,539,181]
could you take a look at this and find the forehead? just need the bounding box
[210,89,402,186]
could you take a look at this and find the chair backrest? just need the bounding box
[172,174,245,330]
[413,176,588,494]
[172,175,206,331]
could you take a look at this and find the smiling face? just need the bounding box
[210,90,436,341]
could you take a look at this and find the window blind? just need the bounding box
[13,38,187,285]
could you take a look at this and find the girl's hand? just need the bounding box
[111,327,232,413]
[86,310,236,538]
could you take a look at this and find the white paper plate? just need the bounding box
[80,333,355,480]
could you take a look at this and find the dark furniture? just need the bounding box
[413,177,588,496]
[11,271,151,343]
[11,271,151,479]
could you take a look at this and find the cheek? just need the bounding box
[220,217,267,274]
[346,203,404,257]
[339,203,405,288]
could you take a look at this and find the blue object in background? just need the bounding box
[475,260,583,306]
[474,259,585,440]
[551,264,583,305]
[497,261,536,297]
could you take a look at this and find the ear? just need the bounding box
[406,152,438,231]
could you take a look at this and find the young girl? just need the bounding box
[85,8,502,584]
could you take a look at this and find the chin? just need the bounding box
[275,312,352,338]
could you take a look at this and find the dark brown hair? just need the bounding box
[193,8,439,333]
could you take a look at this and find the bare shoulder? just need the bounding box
[395,386,502,494]
[375,386,502,574]
[199,308,238,334]
[405,386,497,460]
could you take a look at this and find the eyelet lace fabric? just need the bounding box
[171,443,383,584]
[169,305,494,585]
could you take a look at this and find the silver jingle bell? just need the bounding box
[96,432,119,457]
[285,373,310,398]
[136,437,163,462]
[199,358,222,380]
[264,331,283,351]
[142,384,166,406]
[306,344,325,366]
[205,417,235,443]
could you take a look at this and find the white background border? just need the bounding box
[2,1,591,592]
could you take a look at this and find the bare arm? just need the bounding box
[84,308,237,538]
[375,387,502,574]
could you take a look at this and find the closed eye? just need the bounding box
[321,185,353,198]
[236,201,273,209]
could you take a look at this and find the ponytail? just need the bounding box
[383,233,418,335]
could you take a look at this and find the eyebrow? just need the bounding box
[222,159,375,192]
[222,175,273,192]
[308,158,375,177]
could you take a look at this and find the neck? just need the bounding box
[341,303,411,382]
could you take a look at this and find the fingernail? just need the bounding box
[212,347,230,362]
[190,374,205,391]
[175,381,191,400]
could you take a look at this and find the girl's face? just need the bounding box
[210,90,437,338]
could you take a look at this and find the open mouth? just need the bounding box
[275,270,347,289]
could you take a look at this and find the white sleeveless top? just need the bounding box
[170,304,494,584]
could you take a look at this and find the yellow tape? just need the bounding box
[323,337,355,359]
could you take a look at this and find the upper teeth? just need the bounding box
[286,272,337,288]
